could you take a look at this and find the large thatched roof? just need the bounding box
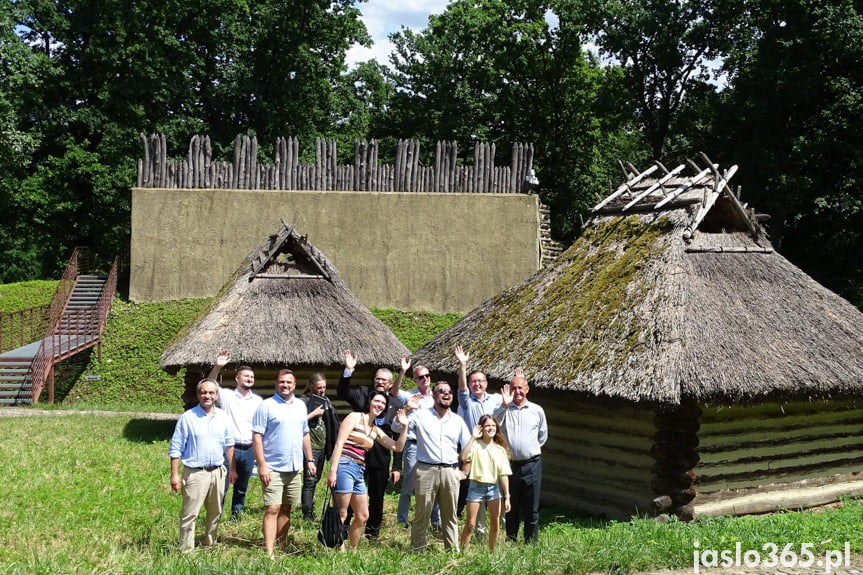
[160,222,408,372]
[412,157,863,405]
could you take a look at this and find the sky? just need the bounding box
[345,0,449,68]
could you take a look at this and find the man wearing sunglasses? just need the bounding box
[395,363,440,530]
[399,380,471,552]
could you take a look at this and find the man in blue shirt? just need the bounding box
[454,345,503,538]
[253,369,316,558]
[169,378,236,552]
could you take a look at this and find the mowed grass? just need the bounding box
[2,415,862,574]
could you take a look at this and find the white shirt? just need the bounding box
[218,386,263,445]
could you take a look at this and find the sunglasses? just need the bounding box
[415,373,431,380]
[435,389,452,395]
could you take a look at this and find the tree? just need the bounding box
[1,0,373,281]
[385,0,643,241]
[579,0,731,159]
[719,0,863,306]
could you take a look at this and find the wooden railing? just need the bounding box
[0,305,50,355]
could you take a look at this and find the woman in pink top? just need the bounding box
[327,390,408,550]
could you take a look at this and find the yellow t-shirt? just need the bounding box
[465,439,512,484]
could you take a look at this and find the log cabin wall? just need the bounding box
[694,400,863,516]
[533,389,657,519]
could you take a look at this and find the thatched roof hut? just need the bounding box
[413,157,863,520]
[160,222,409,401]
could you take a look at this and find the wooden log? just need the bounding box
[159,134,167,187]
[188,135,197,188]
[672,487,696,505]
[488,142,496,192]
[235,135,246,189]
[473,143,482,193]
[250,136,258,190]
[204,135,212,188]
[139,134,148,187]
[653,495,673,512]
[673,504,695,522]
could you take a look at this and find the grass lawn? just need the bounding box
[2,414,861,574]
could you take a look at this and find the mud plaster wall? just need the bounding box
[130,188,542,313]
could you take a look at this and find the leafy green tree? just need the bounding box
[1,0,372,281]
[579,0,732,159]
[385,0,642,240]
[719,0,863,306]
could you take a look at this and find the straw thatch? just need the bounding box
[413,157,863,405]
[160,222,408,372]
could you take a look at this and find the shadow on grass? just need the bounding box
[123,418,177,442]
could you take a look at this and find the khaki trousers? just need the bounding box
[179,466,226,552]
[411,463,460,552]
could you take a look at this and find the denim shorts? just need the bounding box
[334,457,367,495]
[467,480,501,502]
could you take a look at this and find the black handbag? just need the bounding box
[317,486,347,548]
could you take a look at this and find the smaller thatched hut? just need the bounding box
[412,156,863,520]
[160,222,409,404]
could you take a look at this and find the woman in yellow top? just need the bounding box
[327,390,408,550]
[459,413,512,552]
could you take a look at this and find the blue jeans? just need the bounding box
[397,441,440,526]
[223,445,255,516]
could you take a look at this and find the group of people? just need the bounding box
[168,347,548,556]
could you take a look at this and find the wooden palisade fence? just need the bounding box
[138,134,536,194]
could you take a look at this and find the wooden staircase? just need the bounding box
[0,249,117,405]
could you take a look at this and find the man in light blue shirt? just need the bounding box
[252,369,316,558]
[404,381,471,552]
[169,378,236,552]
[454,344,503,537]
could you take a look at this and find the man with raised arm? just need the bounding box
[252,369,316,558]
[207,350,262,518]
[454,344,503,537]
[493,371,548,543]
[169,378,236,552]
[336,350,407,539]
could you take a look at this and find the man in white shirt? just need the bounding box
[208,350,263,518]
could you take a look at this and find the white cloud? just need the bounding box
[346,0,450,68]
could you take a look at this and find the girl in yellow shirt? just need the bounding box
[459,414,512,551]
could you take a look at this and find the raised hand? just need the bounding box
[514,366,524,378]
[501,383,513,407]
[399,354,411,373]
[395,409,408,427]
[344,349,358,371]
[454,345,469,365]
[406,394,421,411]
[215,349,231,368]
[472,424,483,439]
